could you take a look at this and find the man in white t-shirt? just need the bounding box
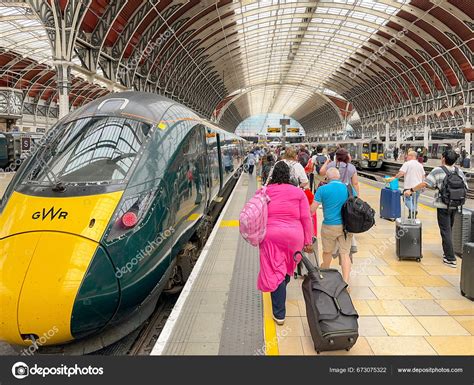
[389,150,425,217]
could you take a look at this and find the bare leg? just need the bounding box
[340,253,352,284]
[321,252,332,269]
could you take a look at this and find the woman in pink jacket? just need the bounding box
[258,161,314,325]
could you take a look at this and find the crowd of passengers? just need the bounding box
[245,144,467,325]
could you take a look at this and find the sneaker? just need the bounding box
[350,245,358,254]
[272,315,285,325]
[443,257,457,268]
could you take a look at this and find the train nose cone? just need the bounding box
[0,232,119,346]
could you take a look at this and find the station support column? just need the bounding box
[465,106,472,159]
[423,122,429,152]
[395,124,401,150]
[385,122,390,149]
[56,62,70,119]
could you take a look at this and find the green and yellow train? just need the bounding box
[0,92,245,353]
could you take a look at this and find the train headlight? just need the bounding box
[121,211,138,228]
[106,188,157,242]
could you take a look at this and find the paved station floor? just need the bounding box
[153,171,473,356]
[274,180,474,356]
[1,171,472,356]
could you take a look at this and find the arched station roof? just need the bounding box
[0,0,472,134]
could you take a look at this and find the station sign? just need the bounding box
[279,118,290,125]
[267,127,281,133]
[21,136,31,151]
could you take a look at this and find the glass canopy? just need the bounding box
[228,0,408,119]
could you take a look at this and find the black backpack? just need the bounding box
[439,166,467,208]
[341,185,375,235]
[314,155,327,174]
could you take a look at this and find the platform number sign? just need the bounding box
[21,136,31,151]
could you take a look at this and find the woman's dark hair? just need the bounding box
[266,154,274,162]
[269,161,290,185]
[335,148,350,164]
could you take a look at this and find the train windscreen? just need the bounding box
[23,116,151,185]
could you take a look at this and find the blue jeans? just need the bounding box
[405,190,420,214]
[271,275,291,319]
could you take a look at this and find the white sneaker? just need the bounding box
[272,315,285,325]
[443,257,457,268]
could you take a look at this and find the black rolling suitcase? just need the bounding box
[294,250,358,354]
[453,209,472,257]
[461,243,474,300]
[396,195,422,262]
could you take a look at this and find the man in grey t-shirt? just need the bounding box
[404,150,467,268]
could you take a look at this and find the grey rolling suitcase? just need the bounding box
[461,243,474,300]
[453,209,472,257]
[294,250,359,354]
[396,195,422,262]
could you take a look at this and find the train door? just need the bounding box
[205,129,221,202]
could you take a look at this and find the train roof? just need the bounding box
[62,91,244,140]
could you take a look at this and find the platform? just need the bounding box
[153,172,474,356]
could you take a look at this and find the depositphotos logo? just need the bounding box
[11,361,104,379]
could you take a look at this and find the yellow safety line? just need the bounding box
[262,292,279,356]
[219,220,240,227]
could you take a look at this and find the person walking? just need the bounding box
[314,167,353,284]
[404,150,468,268]
[261,154,275,185]
[388,150,425,218]
[311,145,329,192]
[393,147,399,161]
[282,147,309,188]
[319,148,360,196]
[257,161,313,325]
[319,148,359,256]
[246,151,256,175]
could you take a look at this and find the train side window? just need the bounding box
[170,125,207,232]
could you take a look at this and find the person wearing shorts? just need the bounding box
[314,167,353,284]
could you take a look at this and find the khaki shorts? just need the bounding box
[321,224,353,256]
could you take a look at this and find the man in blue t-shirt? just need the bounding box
[314,167,353,284]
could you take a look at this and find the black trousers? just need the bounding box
[248,165,254,175]
[437,208,456,260]
[271,275,291,319]
[309,173,314,192]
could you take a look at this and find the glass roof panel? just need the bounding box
[229,0,406,118]
[0,5,52,64]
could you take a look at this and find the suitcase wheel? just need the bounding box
[461,290,465,297]
[345,348,351,352]
[348,337,355,343]
[416,258,421,262]
[316,351,321,355]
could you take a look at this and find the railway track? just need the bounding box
[95,294,178,356]
[359,168,474,200]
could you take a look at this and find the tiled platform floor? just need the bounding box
[275,181,474,356]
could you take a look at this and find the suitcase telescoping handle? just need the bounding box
[402,189,417,221]
[293,250,323,279]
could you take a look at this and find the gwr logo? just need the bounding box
[32,207,68,221]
